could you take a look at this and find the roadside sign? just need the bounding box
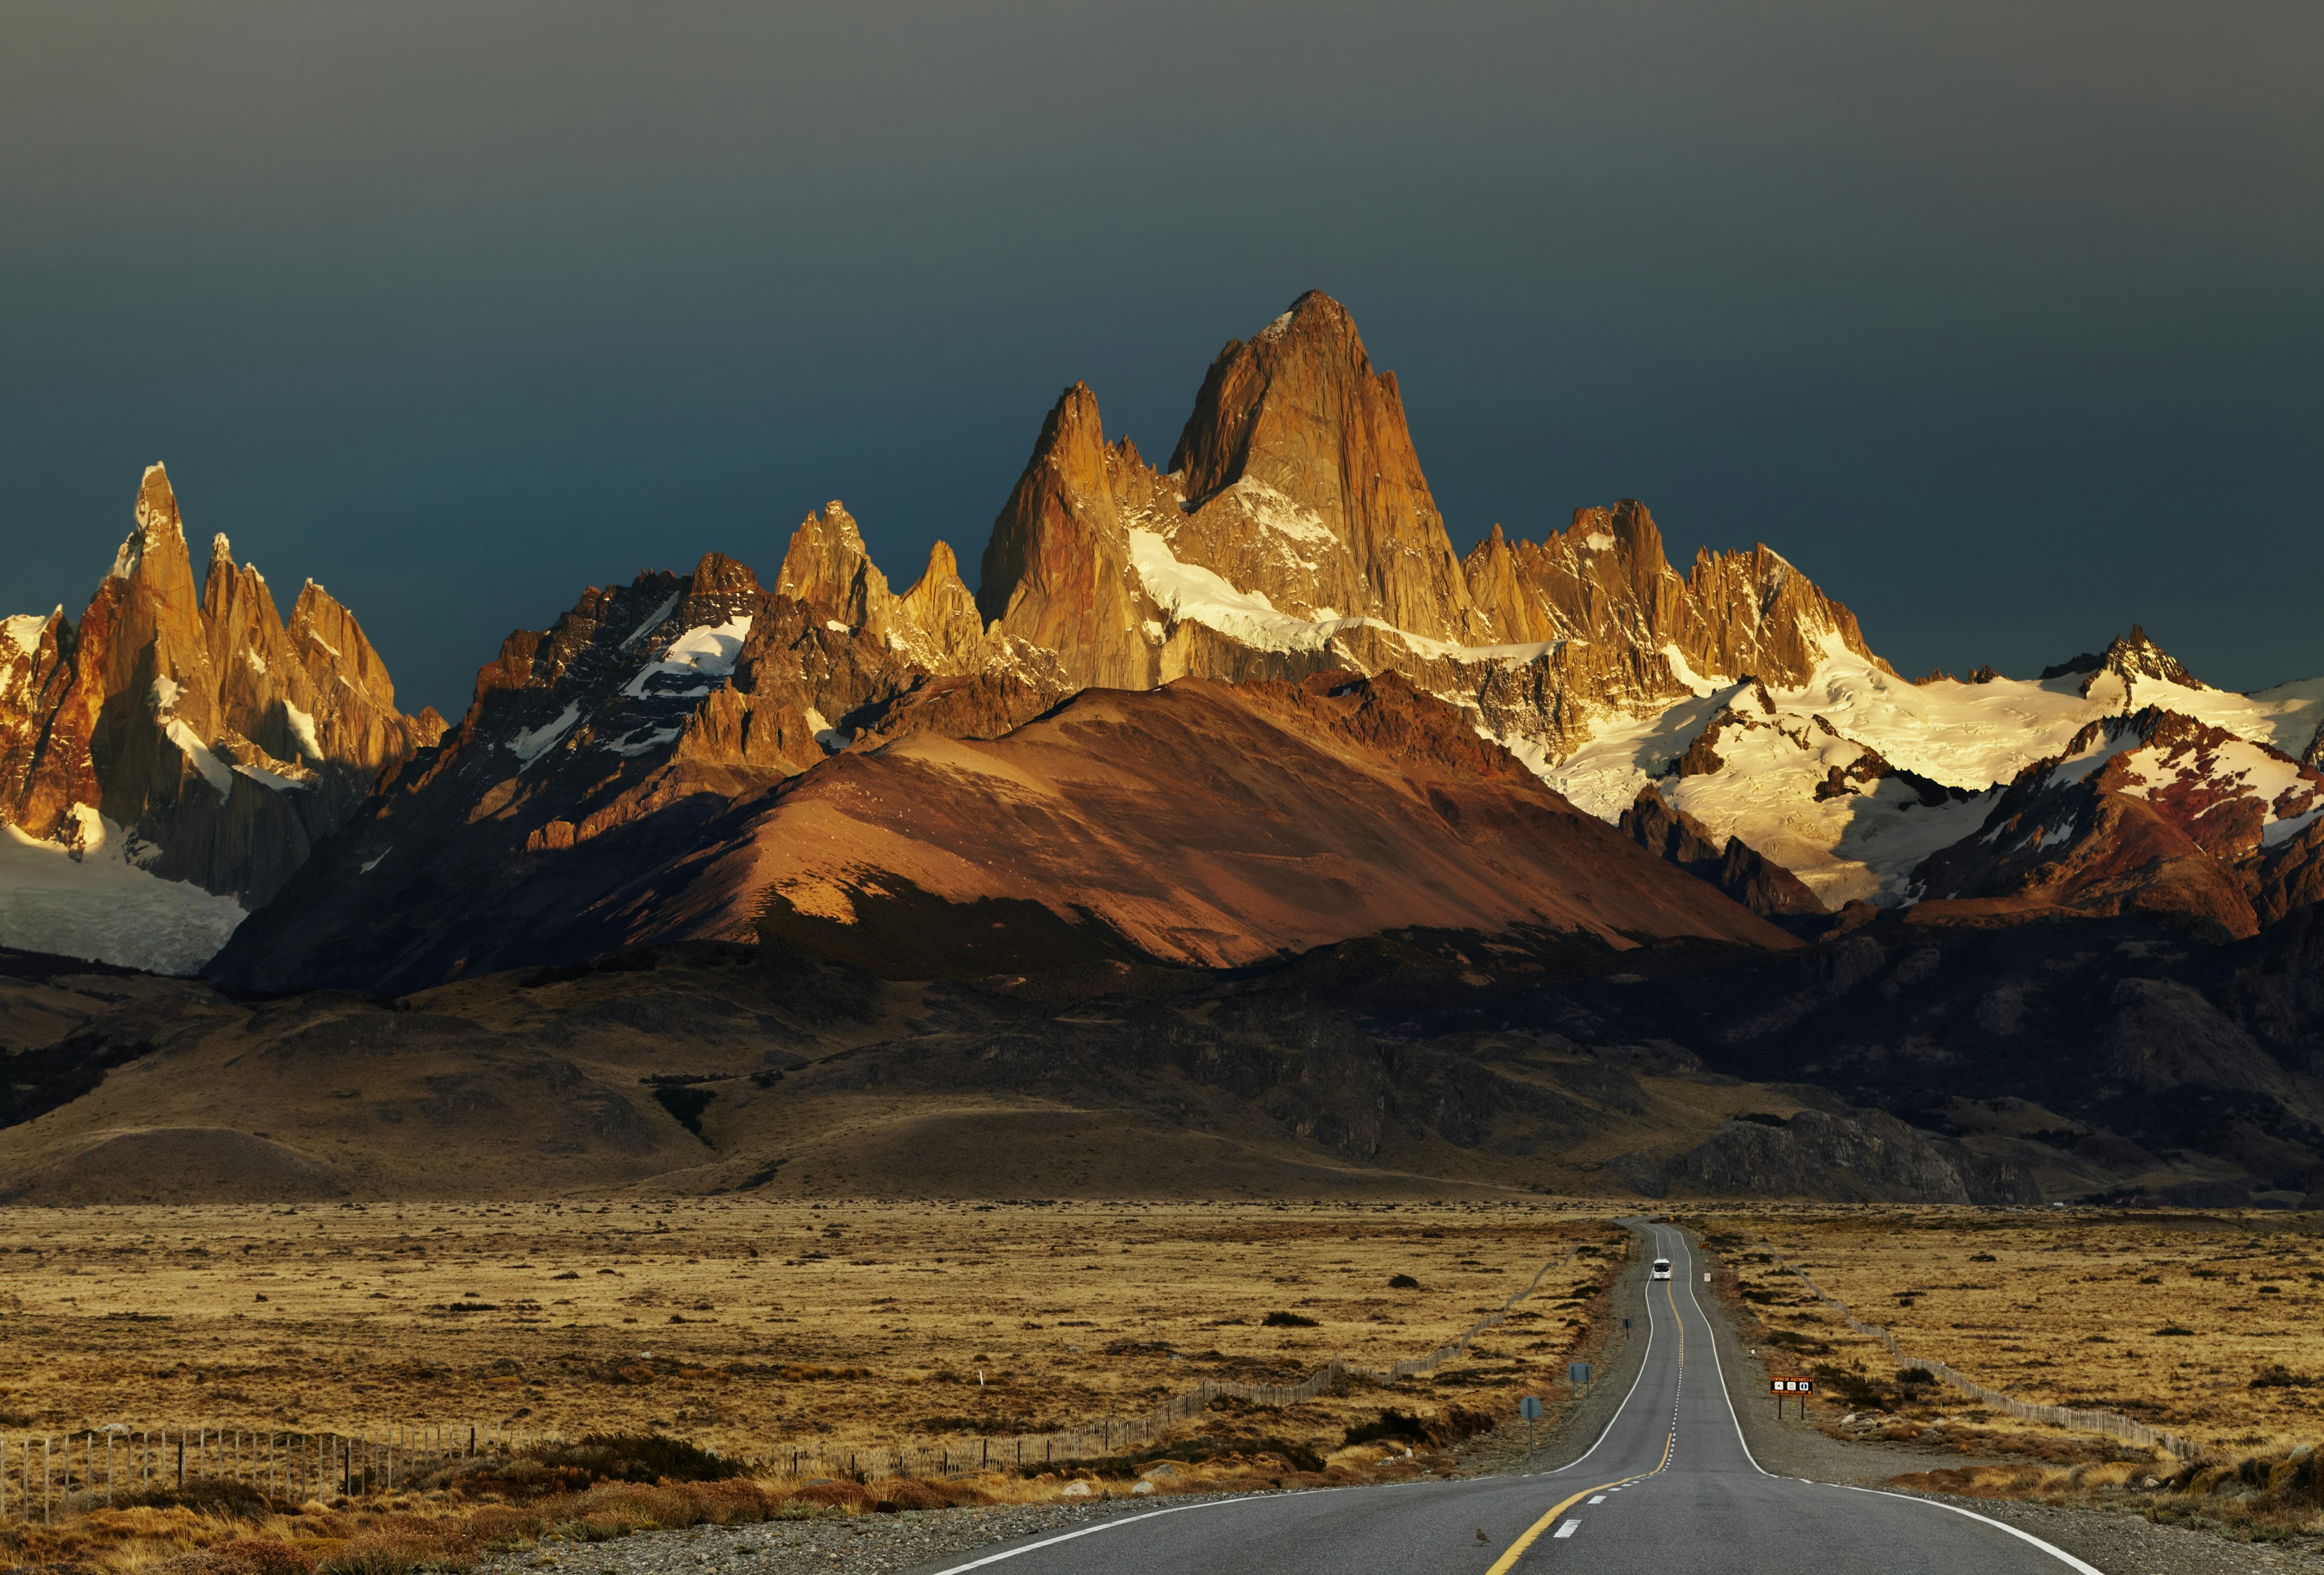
[1567,1361,1592,1387]
[1518,1396,1543,1420]
[1769,1377,1814,1392]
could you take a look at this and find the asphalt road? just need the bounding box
[913,1223,2107,1575]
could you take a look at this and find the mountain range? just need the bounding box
[6,290,2323,1208]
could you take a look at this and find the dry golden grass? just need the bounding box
[0,1199,1630,1570]
[1699,1208,2324,1458]
[0,1199,1623,1461]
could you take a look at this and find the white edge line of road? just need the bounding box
[1673,1223,2110,1575]
[921,1495,1281,1574]
[1831,1485,2109,1575]
[927,1228,1672,1571]
[1536,1219,1663,1476]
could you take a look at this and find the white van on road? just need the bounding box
[1652,1257,1673,1280]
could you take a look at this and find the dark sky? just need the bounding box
[4,3,2317,717]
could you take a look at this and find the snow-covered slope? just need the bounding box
[1911,706,2324,940]
[1534,631,2324,910]
[0,815,243,974]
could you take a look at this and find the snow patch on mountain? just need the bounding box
[602,724,681,758]
[1661,644,1721,697]
[1773,639,2093,789]
[1652,699,1997,906]
[283,701,322,761]
[1129,529,1351,653]
[511,703,583,766]
[1231,479,1338,549]
[4,613,48,657]
[163,720,234,797]
[618,589,683,650]
[233,760,306,793]
[622,617,752,698]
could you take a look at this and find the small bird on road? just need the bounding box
[1475,1530,1489,1544]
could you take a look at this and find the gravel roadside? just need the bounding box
[1688,1223,2324,1575]
[475,1493,1272,1575]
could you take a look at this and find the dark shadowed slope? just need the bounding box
[211,672,1797,995]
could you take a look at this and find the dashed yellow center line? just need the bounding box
[1482,1473,1642,1575]
[1486,1257,1687,1571]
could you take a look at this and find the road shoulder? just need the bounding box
[1684,1225,2324,1575]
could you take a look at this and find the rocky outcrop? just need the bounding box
[2041,624,2207,702]
[776,502,993,675]
[1655,1107,2039,1204]
[0,609,73,828]
[0,465,438,906]
[1460,500,1889,687]
[2104,977,2291,1099]
[1618,787,1825,925]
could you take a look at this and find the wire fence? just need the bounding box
[1750,1235,2199,1461]
[0,1421,557,1524]
[2,1243,1597,1513]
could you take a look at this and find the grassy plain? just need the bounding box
[1702,1208,2324,1456]
[0,1200,1623,1459]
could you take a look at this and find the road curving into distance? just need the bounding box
[911,1222,2105,1575]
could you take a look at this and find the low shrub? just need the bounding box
[870,1479,980,1512]
[149,1539,317,1575]
[316,1540,435,1575]
[118,1480,283,1521]
[790,1481,873,1511]
[1341,1406,1497,1451]
[428,1433,747,1499]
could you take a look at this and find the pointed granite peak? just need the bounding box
[1035,382,1111,485]
[103,462,201,615]
[778,500,890,629]
[893,539,988,670]
[688,551,762,597]
[135,462,182,540]
[1164,290,1475,643]
[2093,625,2205,697]
[979,379,1154,687]
[2107,624,2203,687]
[289,578,399,713]
[919,539,963,583]
[1169,290,1391,501]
